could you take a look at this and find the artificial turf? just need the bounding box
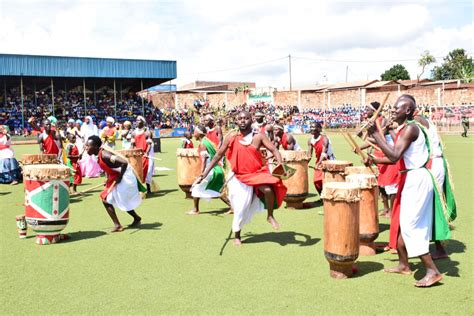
[0,134,472,314]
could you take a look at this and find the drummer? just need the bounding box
[252,112,273,140]
[195,111,287,246]
[203,114,223,148]
[131,116,154,195]
[273,123,301,150]
[38,119,62,159]
[307,122,335,194]
[85,135,144,232]
[186,125,225,215]
[100,117,117,149]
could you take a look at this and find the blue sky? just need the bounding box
[0,0,472,88]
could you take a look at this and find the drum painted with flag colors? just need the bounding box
[176,148,201,199]
[346,174,379,256]
[15,215,27,239]
[344,166,378,176]
[21,154,58,165]
[321,182,360,279]
[23,164,70,245]
[322,160,353,183]
[280,150,310,209]
[118,149,144,182]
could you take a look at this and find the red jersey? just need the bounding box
[311,135,325,193]
[41,132,59,155]
[280,133,289,150]
[182,138,194,149]
[134,130,149,183]
[68,144,82,185]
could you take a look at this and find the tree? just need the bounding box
[381,64,410,81]
[417,50,436,82]
[431,48,474,81]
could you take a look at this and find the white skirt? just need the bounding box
[400,168,434,257]
[106,166,142,212]
[227,172,265,232]
[191,169,222,199]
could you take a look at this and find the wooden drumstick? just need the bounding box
[78,182,105,194]
[345,133,376,174]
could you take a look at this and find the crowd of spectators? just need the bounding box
[0,87,472,135]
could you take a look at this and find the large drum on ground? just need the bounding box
[23,164,71,245]
[22,154,58,165]
[322,160,353,183]
[118,149,144,182]
[176,148,201,199]
[346,174,379,256]
[344,166,377,176]
[321,182,360,279]
[280,150,310,209]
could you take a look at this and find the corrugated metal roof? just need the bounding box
[328,80,377,90]
[0,54,176,79]
[365,80,400,89]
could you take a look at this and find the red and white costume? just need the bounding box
[226,132,287,232]
[206,127,220,148]
[67,144,82,185]
[310,134,335,194]
[40,131,60,156]
[134,128,154,184]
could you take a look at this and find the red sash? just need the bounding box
[206,128,220,147]
[97,149,120,200]
[311,136,324,186]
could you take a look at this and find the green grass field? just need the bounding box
[0,134,472,315]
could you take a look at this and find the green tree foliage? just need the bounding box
[417,50,436,82]
[431,48,474,81]
[381,64,410,81]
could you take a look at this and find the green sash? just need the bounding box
[411,121,451,241]
[202,137,225,192]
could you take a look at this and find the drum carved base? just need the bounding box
[329,262,354,279]
[359,241,376,256]
[179,185,193,199]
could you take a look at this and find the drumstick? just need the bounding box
[78,182,105,194]
[357,93,390,137]
[345,133,376,174]
[144,155,162,161]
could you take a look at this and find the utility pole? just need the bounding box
[288,54,292,91]
[345,65,348,82]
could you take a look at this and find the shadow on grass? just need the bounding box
[0,191,11,195]
[353,261,384,278]
[379,223,390,233]
[243,231,320,247]
[146,189,178,199]
[128,222,163,235]
[62,230,107,243]
[201,207,231,216]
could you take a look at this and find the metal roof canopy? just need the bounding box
[0,54,176,83]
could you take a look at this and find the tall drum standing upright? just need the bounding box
[23,164,71,245]
[344,166,377,176]
[176,148,201,199]
[321,182,360,279]
[346,174,379,256]
[280,150,310,209]
[322,160,353,183]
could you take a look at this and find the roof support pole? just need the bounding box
[3,80,6,107]
[34,81,37,107]
[83,79,87,117]
[113,79,117,119]
[120,82,123,102]
[141,80,145,116]
[93,82,96,107]
[51,78,55,117]
[20,77,24,129]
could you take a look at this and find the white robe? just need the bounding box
[106,166,142,211]
[400,126,434,258]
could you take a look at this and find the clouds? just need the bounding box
[0,0,472,88]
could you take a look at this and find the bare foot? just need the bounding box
[384,266,411,275]
[129,217,142,227]
[186,210,200,215]
[110,226,124,233]
[267,216,280,230]
[234,238,242,246]
[224,209,234,215]
[415,273,443,287]
[10,180,19,185]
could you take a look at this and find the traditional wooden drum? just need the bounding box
[117,149,144,182]
[346,174,379,256]
[280,150,310,208]
[23,164,71,245]
[321,182,360,279]
[344,166,377,176]
[322,160,353,183]
[176,148,201,199]
[22,154,58,165]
